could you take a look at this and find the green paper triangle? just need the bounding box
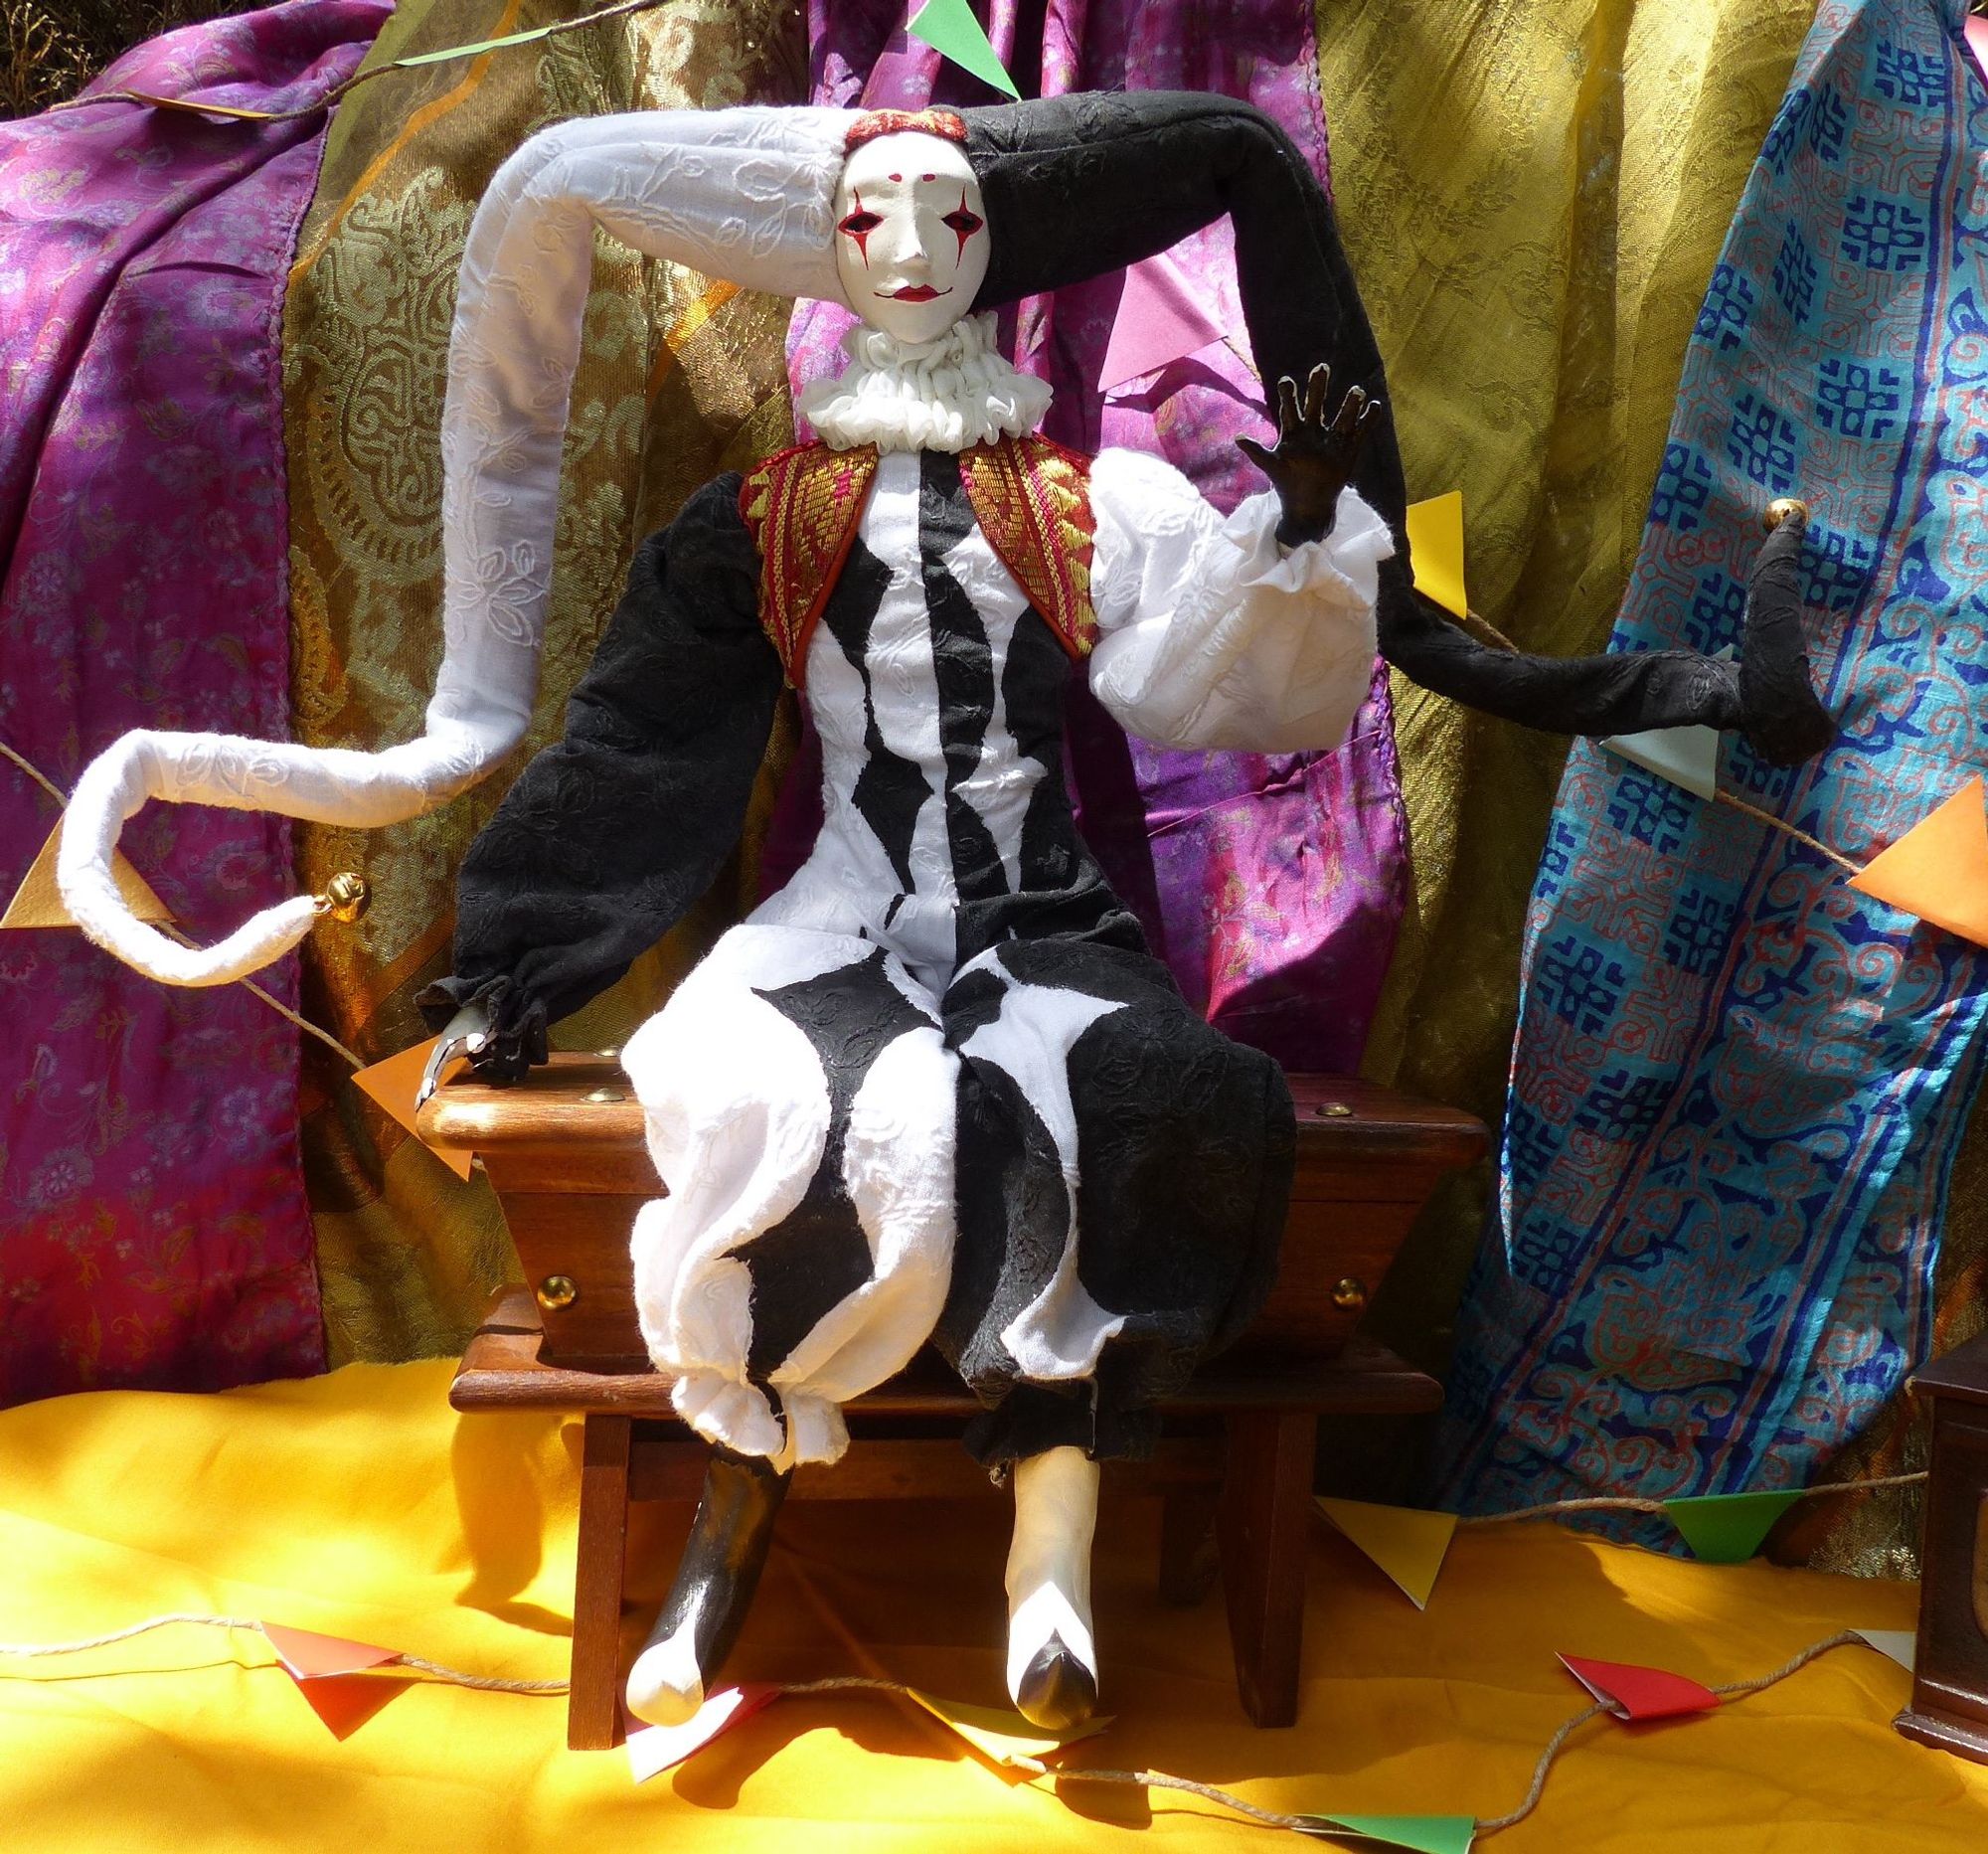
[1298,1813,1475,1853]
[1663,1488,1802,1563]
[907,0,1021,98]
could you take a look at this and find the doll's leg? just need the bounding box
[621,922,958,1723]
[936,935,1293,1726]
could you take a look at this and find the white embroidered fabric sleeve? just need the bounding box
[56,106,855,987]
[1085,447,1391,755]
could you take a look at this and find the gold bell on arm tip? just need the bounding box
[318,872,370,924]
[1763,496,1811,532]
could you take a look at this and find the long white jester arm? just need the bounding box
[56,104,852,987]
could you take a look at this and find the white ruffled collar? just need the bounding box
[797,311,1052,454]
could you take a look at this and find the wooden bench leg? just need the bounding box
[569,1414,632,1750]
[1218,1409,1315,1727]
[1159,1485,1221,1605]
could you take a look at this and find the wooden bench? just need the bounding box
[423,1057,1485,1748]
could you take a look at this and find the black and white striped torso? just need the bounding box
[752,447,1127,988]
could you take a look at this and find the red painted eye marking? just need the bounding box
[838,192,881,264]
[921,172,936,182]
[888,173,902,182]
[941,190,983,260]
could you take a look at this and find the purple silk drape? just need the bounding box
[776,0,1408,1071]
[0,1,390,1403]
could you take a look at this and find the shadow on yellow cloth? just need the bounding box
[1,1362,1983,1850]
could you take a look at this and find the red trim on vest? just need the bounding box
[740,435,1095,687]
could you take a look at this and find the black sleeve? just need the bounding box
[417,471,779,1068]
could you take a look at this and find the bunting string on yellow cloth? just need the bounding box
[0,1618,1910,1846]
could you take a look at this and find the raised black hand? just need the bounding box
[1236,363,1380,548]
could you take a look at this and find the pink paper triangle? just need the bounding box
[625,1684,780,1781]
[1559,1652,1719,1722]
[1098,252,1232,392]
[260,1620,401,1680]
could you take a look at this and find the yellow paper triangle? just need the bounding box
[351,1037,473,1180]
[1316,1497,1457,1610]
[1406,491,1467,620]
[908,1690,1109,1767]
[2,818,173,929]
[1848,777,1988,947]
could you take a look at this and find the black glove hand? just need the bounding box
[1236,364,1381,549]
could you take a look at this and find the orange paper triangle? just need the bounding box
[1316,1497,1457,1610]
[1848,778,1988,947]
[350,1037,473,1180]
[1,818,173,930]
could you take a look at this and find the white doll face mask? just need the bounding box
[833,130,989,346]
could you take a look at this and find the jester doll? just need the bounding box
[58,93,1832,1731]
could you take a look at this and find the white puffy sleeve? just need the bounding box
[1085,447,1392,754]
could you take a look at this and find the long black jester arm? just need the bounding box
[1242,369,1836,768]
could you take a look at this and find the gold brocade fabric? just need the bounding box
[285,0,808,1368]
[1319,0,1986,1576]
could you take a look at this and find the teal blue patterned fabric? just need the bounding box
[1440,0,1988,1524]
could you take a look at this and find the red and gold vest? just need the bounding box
[738,433,1097,688]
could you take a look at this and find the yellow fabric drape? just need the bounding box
[1316,0,1987,1573]
[1,1359,1981,1850]
[284,0,807,1368]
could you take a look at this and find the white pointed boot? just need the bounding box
[1004,1445,1101,1729]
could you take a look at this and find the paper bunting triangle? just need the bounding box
[1662,1488,1801,1563]
[259,1621,401,1679]
[626,1684,780,1782]
[1098,252,1233,392]
[1405,492,1467,621]
[1853,1627,1916,1672]
[1558,1652,1719,1722]
[351,1037,474,1180]
[1848,777,1988,947]
[1298,1812,1475,1853]
[1601,722,1722,803]
[259,1623,406,1739]
[1315,1498,1456,1610]
[907,0,1019,98]
[2,818,173,929]
[909,1689,1108,1766]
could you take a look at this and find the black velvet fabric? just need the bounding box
[937,936,1295,1470]
[417,474,782,1064]
[962,91,1832,758]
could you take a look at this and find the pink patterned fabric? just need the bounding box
[0,1,389,1403]
[782,1,1408,1072]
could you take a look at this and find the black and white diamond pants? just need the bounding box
[623,921,1295,1471]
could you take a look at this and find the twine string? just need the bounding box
[1,735,363,1070]
[51,0,676,125]
[1454,1467,1925,1529]
[0,1620,1903,1834]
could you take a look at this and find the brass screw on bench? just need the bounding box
[1313,1101,1352,1118]
[1331,1277,1368,1311]
[537,1274,579,1312]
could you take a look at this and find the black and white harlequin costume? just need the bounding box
[438,335,1388,1471]
[55,89,1832,1731]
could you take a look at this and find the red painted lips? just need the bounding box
[887,284,947,301]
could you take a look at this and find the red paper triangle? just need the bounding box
[288,1671,412,1738]
[1559,1652,1719,1722]
[260,1620,401,1680]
